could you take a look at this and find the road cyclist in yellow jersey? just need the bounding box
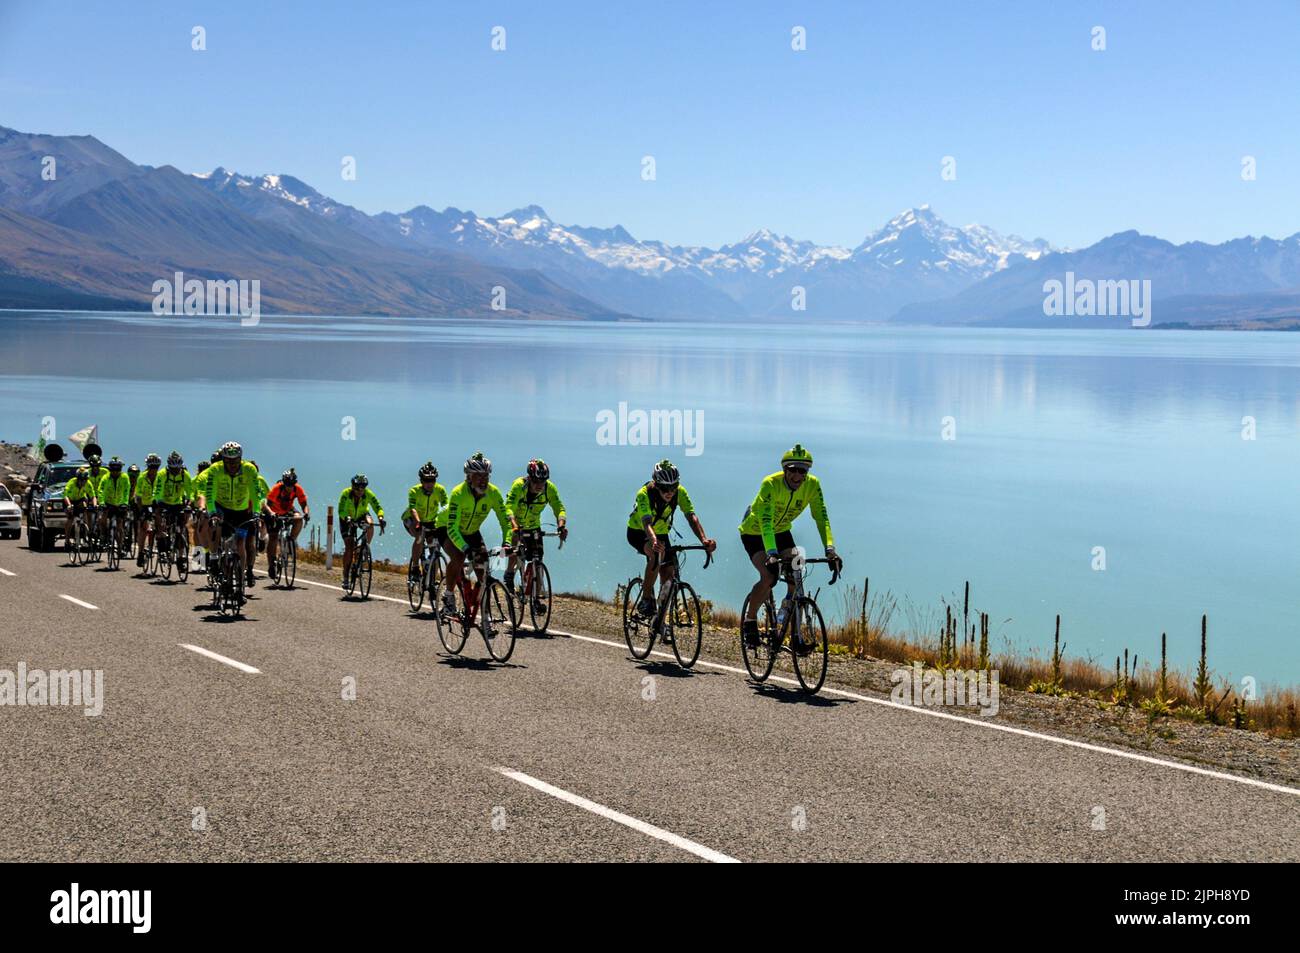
[337,473,385,597]
[503,458,567,591]
[153,451,196,581]
[201,441,263,600]
[436,452,514,618]
[626,459,716,620]
[246,460,271,586]
[131,452,164,571]
[738,444,842,648]
[402,461,447,610]
[62,468,98,560]
[97,456,133,568]
[193,450,221,558]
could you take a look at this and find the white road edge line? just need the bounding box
[279,571,1300,798]
[0,567,15,577]
[58,594,98,610]
[496,767,740,863]
[550,630,1300,798]
[178,643,261,675]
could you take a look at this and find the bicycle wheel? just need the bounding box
[669,582,704,669]
[176,532,190,583]
[69,523,84,565]
[528,562,552,635]
[621,578,656,660]
[407,557,425,611]
[740,595,779,683]
[341,552,356,596]
[792,597,829,694]
[358,545,373,600]
[105,523,120,571]
[268,544,281,584]
[435,582,470,654]
[285,539,296,589]
[482,578,518,662]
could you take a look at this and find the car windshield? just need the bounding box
[0,485,12,502]
[45,464,84,485]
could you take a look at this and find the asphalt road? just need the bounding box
[2,537,1297,862]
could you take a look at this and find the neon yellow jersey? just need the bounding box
[64,480,97,503]
[436,481,510,550]
[155,469,195,505]
[626,482,694,535]
[133,469,164,505]
[337,487,383,521]
[505,477,565,531]
[98,472,132,506]
[738,471,833,552]
[403,483,447,523]
[204,461,261,513]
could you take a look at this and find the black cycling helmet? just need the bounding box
[74,468,89,482]
[210,451,221,464]
[281,468,297,485]
[167,450,183,469]
[144,452,161,468]
[196,461,210,475]
[128,464,140,475]
[527,459,549,481]
[418,461,438,481]
[107,456,124,472]
[86,453,102,466]
[651,459,679,487]
[351,474,368,489]
[464,452,492,475]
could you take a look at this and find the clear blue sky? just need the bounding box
[2,0,1298,249]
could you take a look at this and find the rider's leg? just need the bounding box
[405,516,421,566]
[745,549,776,620]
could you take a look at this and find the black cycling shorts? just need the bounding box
[626,527,677,567]
[740,530,796,559]
[215,505,255,540]
[436,526,483,556]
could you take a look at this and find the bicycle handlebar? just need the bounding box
[797,556,841,584]
[668,542,713,569]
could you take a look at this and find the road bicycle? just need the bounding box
[208,515,261,617]
[102,509,127,571]
[741,549,839,694]
[267,512,306,589]
[134,506,158,576]
[622,542,711,669]
[434,545,517,662]
[340,518,382,599]
[406,524,445,611]
[154,505,192,583]
[511,527,563,634]
[65,505,95,566]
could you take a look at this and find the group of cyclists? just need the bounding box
[53,439,843,651]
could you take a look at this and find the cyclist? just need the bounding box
[202,441,261,594]
[97,457,132,556]
[264,467,309,570]
[436,452,512,616]
[246,460,271,583]
[62,468,98,552]
[154,451,195,562]
[337,474,385,582]
[83,452,110,542]
[402,461,446,577]
[193,451,221,558]
[626,459,715,619]
[132,453,164,568]
[738,444,841,647]
[504,458,567,596]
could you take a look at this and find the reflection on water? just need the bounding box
[3,311,1298,683]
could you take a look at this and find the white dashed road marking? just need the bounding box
[178,643,262,675]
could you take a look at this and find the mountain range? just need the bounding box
[3,124,1299,328]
